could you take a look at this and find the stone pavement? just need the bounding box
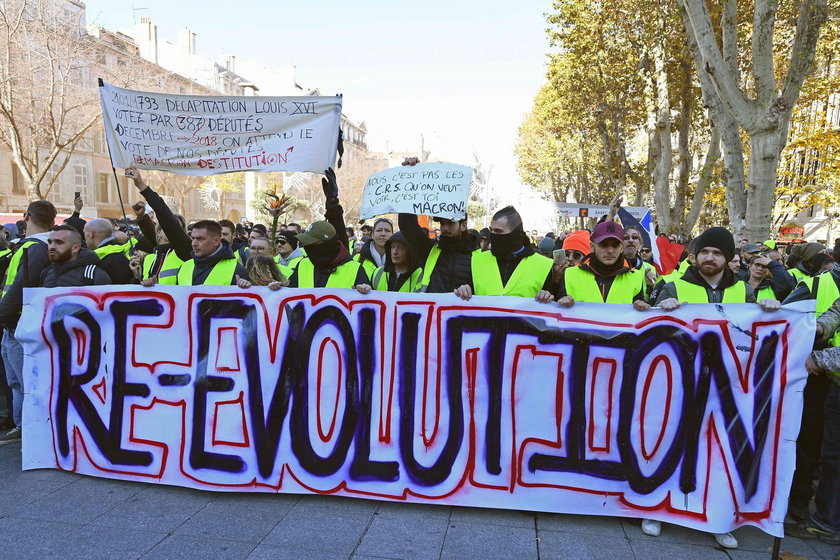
[0,442,835,560]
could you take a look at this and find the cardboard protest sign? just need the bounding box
[98,81,341,175]
[359,163,472,220]
[18,286,810,537]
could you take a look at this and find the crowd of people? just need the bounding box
[0,164,837,551]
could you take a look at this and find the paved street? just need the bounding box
[0,441,835,560]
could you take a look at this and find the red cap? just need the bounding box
[591,220,624,244]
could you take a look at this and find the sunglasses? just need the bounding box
[276,240,288,246]
[640,248,652,254]
[568,251,584,260]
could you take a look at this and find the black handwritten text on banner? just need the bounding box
[98,82,341,175]
[18,288,810,537]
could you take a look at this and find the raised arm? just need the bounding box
[125,167,192,261]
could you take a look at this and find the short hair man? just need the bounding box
[456,206,555,302]
[557,220,648,309]
[0,200,56,441]
[176,220,250,287]
[41,225,111,287]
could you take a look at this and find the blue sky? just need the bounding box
[82,0,552,202]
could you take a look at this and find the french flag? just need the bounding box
[617,208,684,275]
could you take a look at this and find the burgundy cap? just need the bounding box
[591,220,624,244]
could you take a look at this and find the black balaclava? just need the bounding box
[490,223,527,257]
[305,239,342,267]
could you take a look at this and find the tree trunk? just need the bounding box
[744,131,782,241]
[684,126,721,233]
[651,8,673,234]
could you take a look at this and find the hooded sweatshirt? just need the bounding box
[378,232,421,291]
[277,246,304,267]
[41,248,112,287]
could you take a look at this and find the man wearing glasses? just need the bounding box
[274,231,305,268]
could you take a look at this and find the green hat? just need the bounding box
[763,239,776,250]
[296,221,335,246]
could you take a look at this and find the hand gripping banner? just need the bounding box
[17,287,812,537]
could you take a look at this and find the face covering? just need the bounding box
[490,226,526,257]
[305,239,343,267]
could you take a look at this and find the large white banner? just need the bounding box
[18,287,811,537]
[98,82,342,175]
[359,163,472,220]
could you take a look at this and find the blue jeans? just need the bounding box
[0,330,10,419]
[813,382,840,532]
[1,327,24,426]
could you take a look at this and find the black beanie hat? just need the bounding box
[277,230,299,249]
[694,227,735,262]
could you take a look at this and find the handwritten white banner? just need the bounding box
[98,81,341,175]
[359,163,472,220]
[18,287,811,537]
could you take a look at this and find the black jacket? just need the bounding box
[40,249,112,287]
[654,265,756,304]
[188,242,249,285]
[140,187,192,262]
[96,240,136,285]
[397,214,478,293]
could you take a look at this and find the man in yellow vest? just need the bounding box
[274,231,304,268]
[646,226,778,549]
[454,206,554,302]
[83,218,135,284]
[370,232,424,293]
[653,227,780,312]
[287,221,369,289]
[788,242,829,282]
[556,220,649,310]
[176,220,251,287]
[0,200,56,442]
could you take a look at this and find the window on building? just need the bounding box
[94,131,107,154]
[10,161,26,195]
[98,173,110,203]
[74,163,88,189]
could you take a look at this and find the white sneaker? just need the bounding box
[713,532,738,549]
[641,519,661,537]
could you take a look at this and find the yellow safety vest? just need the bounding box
[755,285,777,301]
[372,266,424,293]
[801,274,840,346]
[673,279,747,303]
[0,240,41,299]
[564,266,644,303]
[121,238,138,258]
[233,246,249,265]
[353,253,380,278]
[143,250,185,285]
[94,243,127,260]
[176,258,238,286]
[295,258,361,289]
[472,251,553,297]
[790,268,809,282]
[416,244,443,293]
[274,255,303,269]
